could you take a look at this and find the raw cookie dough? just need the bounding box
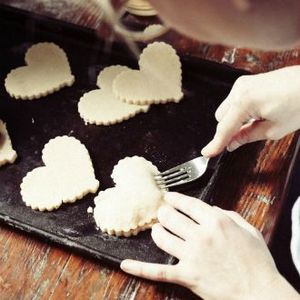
[20,136,99,211]
[93,156,164,237]
[113,42,183,105]
[0,120,17,167]
[5,42,75,100]
[78,65,150,125]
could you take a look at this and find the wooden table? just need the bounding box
[0,1,299,299]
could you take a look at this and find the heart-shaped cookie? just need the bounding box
[5,42,75,100]
[21,136,99,211]
[78,65,150,125]
[113,42,183,105]
[0,120,17,167]
[93,156,163,236]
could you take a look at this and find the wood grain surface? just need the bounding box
[0,1,299,299]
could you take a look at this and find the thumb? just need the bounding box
[227,120,273,152]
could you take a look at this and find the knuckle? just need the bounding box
[231,76,253,107]
[215,101,230,121]
[234,75,247,89]
[215,122,228,137]
[137,264,146,277]
[157,269,168,281]
[212,213,231,230]
[192,227,213,246]
[233,76,248,94]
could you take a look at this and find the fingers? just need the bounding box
[203,75,258,157]
[164,192,214,224]
[215,97,231,122]
[215,76,243,122]
[151,223,185,258]
[227,120,282,152]
[201,103,251,157]
[205,108,250,156]
[120,259,181,283]
[226,120,273,152]
[157,205,199,240]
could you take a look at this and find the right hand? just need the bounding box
[201,65,300,157]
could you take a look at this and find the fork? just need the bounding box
[155,156,210,190]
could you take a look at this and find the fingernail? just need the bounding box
[120,260,133,271]
[201,141,215,156]
[201,145,210,156]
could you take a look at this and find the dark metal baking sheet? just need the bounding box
[0,5,248,266]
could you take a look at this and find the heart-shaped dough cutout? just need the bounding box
[21,136,99,211]
[93,156,164,237]
[5,42,75,100]
[0,120,17,167]
[78,65,150,125]
[113,42,183,105]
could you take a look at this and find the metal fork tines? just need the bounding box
[155,156,210,189]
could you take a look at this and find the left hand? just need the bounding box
[121,192,281,300]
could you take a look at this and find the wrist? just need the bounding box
[245,272,299,300]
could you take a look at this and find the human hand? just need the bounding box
[201,65,300,157]
[120,192,294,300]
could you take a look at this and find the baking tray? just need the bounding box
[0,4,248,266]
